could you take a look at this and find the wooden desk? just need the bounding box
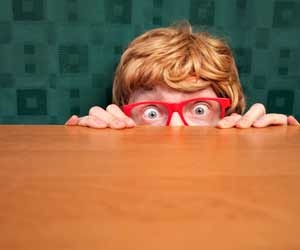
[0,125,300,250]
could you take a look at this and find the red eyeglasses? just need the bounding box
[122,97,231,126]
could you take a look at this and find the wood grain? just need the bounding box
[0,125,300,250]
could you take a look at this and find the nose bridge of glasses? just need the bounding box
[165,102,185,126]
[168,102,181,114]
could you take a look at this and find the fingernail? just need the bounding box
[126,118,136,127]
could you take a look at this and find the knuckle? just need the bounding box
[106,104,117,112]
[87,116,105,127]
[222,114,241,123]
[234,115,243,121]
[87,116,96,125]
[223,117,234,122]
[272,118,281,124]
[89,106,101,115]
[109,117,117,123]
[109,118,125,128]
[273,114,287,124]
[241,115,252,123]
[86,116,93,124]
[78,118,87,126]
[253,103,266,114]
[236,116,253,127]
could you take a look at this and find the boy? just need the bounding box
[66,21,299,129]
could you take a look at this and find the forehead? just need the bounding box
[129,86,217,103]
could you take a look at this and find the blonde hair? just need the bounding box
[113,20,246,114]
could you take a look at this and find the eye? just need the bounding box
[143,106,160,120]
[192,103,210,116]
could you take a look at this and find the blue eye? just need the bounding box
[193,104,209,116]
[143,107,160,120]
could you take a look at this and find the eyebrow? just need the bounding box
[133,89,163,101]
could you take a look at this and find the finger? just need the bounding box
[287,116,300,126]
[89,106,127,129]
[217,113,242,128]
[78,116,108,128]
[236,103,266,128]
[65,115,79,125]
[252,114,287,127]
[106,104,136,127]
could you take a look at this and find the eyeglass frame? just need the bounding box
[122,97,231,126]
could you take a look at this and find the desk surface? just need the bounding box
[0,125,300,250]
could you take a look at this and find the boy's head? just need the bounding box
[112,20,245,115]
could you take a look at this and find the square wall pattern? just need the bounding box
[0,0,300,124]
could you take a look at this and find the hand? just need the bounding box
[65,104,136,129]
[217,103,300,129]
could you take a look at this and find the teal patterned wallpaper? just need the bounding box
[0,0,299,124]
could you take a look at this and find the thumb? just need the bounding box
[65,115,79,125]
[287,116,300,126]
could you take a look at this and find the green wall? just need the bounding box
[0,0,299,124]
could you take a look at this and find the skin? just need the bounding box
[65,85,299,129]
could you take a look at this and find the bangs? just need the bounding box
[119,31,234,98]
[121,58,213,94]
